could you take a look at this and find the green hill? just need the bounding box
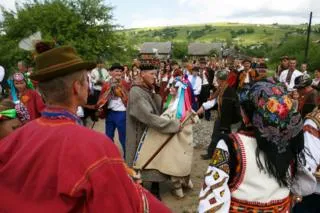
[121,22,320,47]
[119,22,320,70]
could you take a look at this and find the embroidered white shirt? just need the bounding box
[198,139,231,213]
[279,69,302,91]
[292,119,320,195]
[91,68,111,91]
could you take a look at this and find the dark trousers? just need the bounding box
[199,84,211,120]
[192,95,200,111]
[105,111,126,157]
[207,119,221,157]
[292,194,320,213]
[82,92,98,126]
[93,89,101,103]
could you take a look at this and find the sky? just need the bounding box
[1,0,320,28]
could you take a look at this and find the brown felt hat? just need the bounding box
[30,46,96,82]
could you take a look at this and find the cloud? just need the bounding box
[1,0,319,28]
[127,0,319,28]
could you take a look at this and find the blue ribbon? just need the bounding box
[41,110,82,125]
[176,87,185,119]
[7,79,19,103]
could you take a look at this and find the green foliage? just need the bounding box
[172,42,188,59]
[0,0,129,74]
[187,30,205,40]
[230,28,255,38]
[152,28,178,40]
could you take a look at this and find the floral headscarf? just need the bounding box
[239,80,304,186]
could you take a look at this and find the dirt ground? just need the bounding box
[91,118,211,213]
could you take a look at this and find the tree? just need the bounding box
[172,42,188,59]
[0,0,125,74]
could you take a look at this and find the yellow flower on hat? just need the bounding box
[267,98,279,113]
[283,96,293,110]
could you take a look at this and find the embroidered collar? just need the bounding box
[41,107,82,125]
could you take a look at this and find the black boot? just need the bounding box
[150,182,161,201]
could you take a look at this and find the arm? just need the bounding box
[292,119,320,196]
[202,99,217,111]
[129,89,180,134]
[72,157,171,213]
[198,139,231,213]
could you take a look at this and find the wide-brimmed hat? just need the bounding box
[109,63,124,71]
[30,46,96,82]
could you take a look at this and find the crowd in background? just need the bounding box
[0,52,320,212]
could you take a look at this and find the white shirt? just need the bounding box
[279,69,302,91]
[201,70,209,85]
[108,97,126,111]
[91,68,111,91]
[76,106,84,118]
[0,65,4,82]
[312,78,320,87]
[188,75,202,95]
[244,71,250,83]
[202,99,217,110]
[237,65,244,72]
[292,119,320,196]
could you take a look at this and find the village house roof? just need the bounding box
[140,42,172,54]
[188,42,223,56]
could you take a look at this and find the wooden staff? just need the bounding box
[141,111,196,170]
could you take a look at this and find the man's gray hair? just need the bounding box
[38,70,86,105]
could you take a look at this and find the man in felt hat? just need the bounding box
[198,70,240,160]
[0,44,171,213]
[97,63,130,157]
[126,63,181,200]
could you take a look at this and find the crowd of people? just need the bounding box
[0,42,319,213]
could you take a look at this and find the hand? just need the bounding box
[291,194,303,206]
[197,106,204,115]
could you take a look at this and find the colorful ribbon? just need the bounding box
[0,109,17,120]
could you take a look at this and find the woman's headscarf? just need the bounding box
[239,80,304,186]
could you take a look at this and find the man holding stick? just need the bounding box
[126,64,181,200]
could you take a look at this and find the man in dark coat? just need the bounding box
[197,70,240,159]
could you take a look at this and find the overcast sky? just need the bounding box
[1,0,320,28]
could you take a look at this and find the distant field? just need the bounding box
[120,22,320,47]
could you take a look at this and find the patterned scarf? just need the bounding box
[239,80,305,186]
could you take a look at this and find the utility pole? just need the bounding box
[304,12,313,63]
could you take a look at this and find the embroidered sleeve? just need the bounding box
[292,119,320,196]
[198,139,231,213]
